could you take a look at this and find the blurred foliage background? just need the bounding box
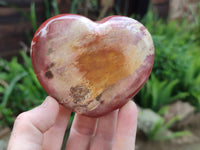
[0,0,200,146]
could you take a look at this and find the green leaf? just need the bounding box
[163,131,192,141]
[0,86,5,93]
[44,0,50,19]
[157,106,169,116]
[163,116,180,130]
[61,112,75,150]
[30,2,38,32]
[147,118,164,139]
[52,0,59,15]
[70,0,79,13]
[20,51,32,68]
[1,72,28,107]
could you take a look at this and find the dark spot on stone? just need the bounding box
[70,85,90,103]
[46,48,54,55]
[45,70,53,79]
[100,100,104,104]
[47,62,55,69]
[96,93,102,101]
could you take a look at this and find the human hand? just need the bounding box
[7,96,137,150]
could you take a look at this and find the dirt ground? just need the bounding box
[136,140,200,150]
[136,127,200,150]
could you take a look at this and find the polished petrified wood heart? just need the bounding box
[31,14,154,117]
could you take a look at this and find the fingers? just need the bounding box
[66,101,137,150]
[89,110,118,150]
[65,114,97,150]
[65,111,118,150]
[42,105,71,150]
[7,96,60,150]
[112,101,138,150]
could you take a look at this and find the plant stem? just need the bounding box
[60,112,75,150]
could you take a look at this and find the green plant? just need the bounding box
[70,0,80,14]
[30,2,38,32]
[51,0,60,15]
[147,116,191,141]
[0,51,47,126]
[139,74,189,111]
[136,9,200,111]
[61,112,75,150]
[1,72,27,108]
[44,0,60,18]
[189,2,200,45]
[137,106,191,141]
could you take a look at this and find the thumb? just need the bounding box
[8,96,59,150]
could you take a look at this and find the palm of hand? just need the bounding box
[8,97,137,150]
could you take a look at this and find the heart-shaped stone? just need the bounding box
[31,14,154,117]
